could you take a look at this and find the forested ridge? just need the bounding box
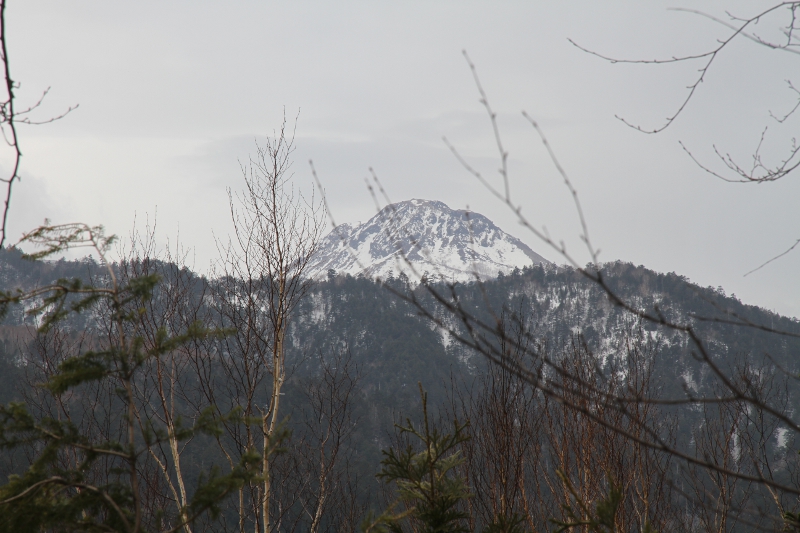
[1,247,798,531]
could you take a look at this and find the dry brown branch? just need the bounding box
[0,0,77,247]
[341,50,800,528]
[572,3,800,186]
[569,3,799,134]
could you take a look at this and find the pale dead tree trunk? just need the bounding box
[118,229,210,533]
[19,285,177,532]
[221,113,324,533]
[17,257,156,532]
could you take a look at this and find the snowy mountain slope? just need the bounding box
[307,199,548,282]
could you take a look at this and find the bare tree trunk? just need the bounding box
[119,231,209,532]
[216,113,324,532]
[262,286,286,533]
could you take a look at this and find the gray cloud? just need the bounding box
[8,0,799,317]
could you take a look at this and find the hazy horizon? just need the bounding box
[6,1,799,317]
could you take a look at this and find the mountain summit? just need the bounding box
[307,199,548,282]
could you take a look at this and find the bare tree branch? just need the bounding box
[744,237,800,276]
[0,1,77,248]
[569,3,798,134]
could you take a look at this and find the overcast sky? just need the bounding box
[6,1,799,317]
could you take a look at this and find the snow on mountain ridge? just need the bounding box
[307,199,548,282]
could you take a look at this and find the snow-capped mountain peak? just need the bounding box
[307,199,548,282]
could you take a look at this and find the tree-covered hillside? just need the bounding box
[1,249,799,530]
[2,249,798,442]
